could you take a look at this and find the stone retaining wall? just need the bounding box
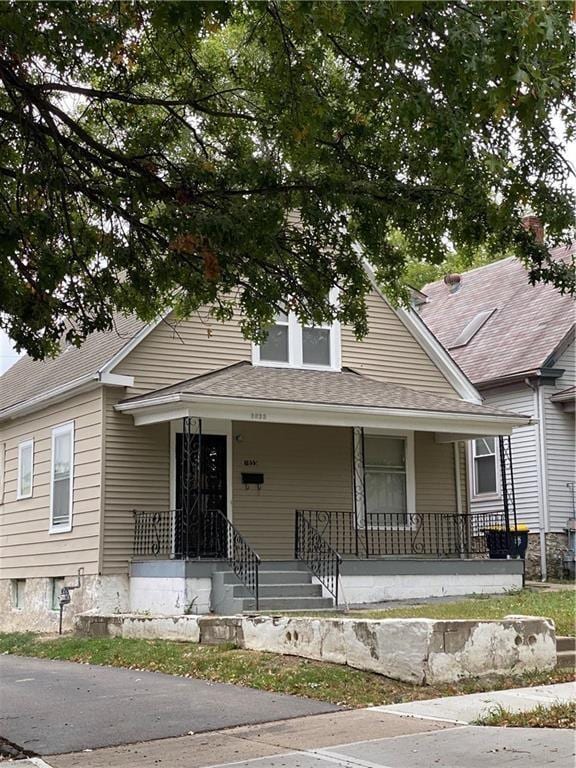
[75,612,557,685]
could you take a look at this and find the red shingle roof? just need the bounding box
[419,245,575,387]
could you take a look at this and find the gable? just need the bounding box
[113,307,251,397]
[341,290,463,399]
[112,289,471,402]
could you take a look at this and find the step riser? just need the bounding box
[556,651,576,669]
[240,597,334,611]
[233,584,322,598]
[224,571,312,585]
[556,637,576,652]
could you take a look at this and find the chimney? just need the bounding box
[522,214,544,244]
[443,273,462,294]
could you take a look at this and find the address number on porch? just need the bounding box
[250,412,267,420]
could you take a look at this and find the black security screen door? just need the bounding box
[175,432,227,558]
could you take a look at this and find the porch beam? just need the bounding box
[117,395,529,435]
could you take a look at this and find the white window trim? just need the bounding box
[16,439,34,500]
[253,289,342,372]
[0,441,5,505]
[469,437,501,501]
[355,429,415,529]
[49,421,75,534]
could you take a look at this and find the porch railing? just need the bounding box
[295,509,508,559]
[133,508,261,609]
[295,510,342,604]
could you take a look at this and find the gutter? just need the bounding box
[525,377,548,581]
[0,371,134,423]
[115,391,531,429]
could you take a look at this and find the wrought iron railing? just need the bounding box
[295,509,508,559]
[295,510,342,604]
[133,508,260,608]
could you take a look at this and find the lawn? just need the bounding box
[341,588,576,637]
[475,701,576,729]
[0,632,573,709]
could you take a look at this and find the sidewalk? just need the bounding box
[28,682,575,768]
[372,680,576,724]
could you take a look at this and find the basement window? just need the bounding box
[11,579,25,609]
[50,577,66,611]
[449,308,496,350]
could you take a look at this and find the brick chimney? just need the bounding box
[522,214,544,244]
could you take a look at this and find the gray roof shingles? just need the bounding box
[419,245,575,387]
[121,362,526,420]
[0,314,146,414]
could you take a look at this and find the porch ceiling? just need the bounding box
[115,362,530,436]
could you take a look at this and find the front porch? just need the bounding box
[116,364,529,613]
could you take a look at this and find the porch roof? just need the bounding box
[116,362,530,435]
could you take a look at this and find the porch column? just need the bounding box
[498,435,518,554]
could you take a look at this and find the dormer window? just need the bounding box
[254,296,341,371]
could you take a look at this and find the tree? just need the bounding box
[0,1,574,359]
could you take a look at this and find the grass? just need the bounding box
[332,589,576,637]
[0,632,573,709]
[475,701,576,729]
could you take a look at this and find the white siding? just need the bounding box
[543,341,575,532]
[470,385,541,530]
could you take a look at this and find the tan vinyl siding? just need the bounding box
[414,432,458,514]
[232,422,354,560]
[341,291,459,397]
[114,308,251,397]
[0,388,102,579]
[101,387,170,574]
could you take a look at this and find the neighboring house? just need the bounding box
[0,268,530,631]
[420,244,575,581]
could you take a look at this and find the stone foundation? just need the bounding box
[0,574,129,632]
[525,533,571,580]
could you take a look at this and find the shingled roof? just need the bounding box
[419,244,575,387]
[119,361,526,421]
[0,314,146,415]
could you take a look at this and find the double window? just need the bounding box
[254,293,340,371]
[50,422,74,533]
[472,437,499,496]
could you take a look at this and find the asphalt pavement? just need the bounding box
[0,654,339,755]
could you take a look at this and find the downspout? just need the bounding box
[525,378,548,581]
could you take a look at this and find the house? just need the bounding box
[0,267,531,631]
[419,244,575,581]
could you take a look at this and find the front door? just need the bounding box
[175,433,227,558]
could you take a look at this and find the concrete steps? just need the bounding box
[212,562,334,614]
[556,636,576,669]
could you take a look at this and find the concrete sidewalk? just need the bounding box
[38,682,576,768]
[371,681,576,723]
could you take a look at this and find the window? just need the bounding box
[50,577,66,611]
[0,442,5,505]
[50,422,74,532]
[449,308,496,350]
[473,437,499,495]
[365,435,408,526]
[11,579,25,609]
[255,291,341,370]
[259,310,289,363]
[17,439,34,499]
